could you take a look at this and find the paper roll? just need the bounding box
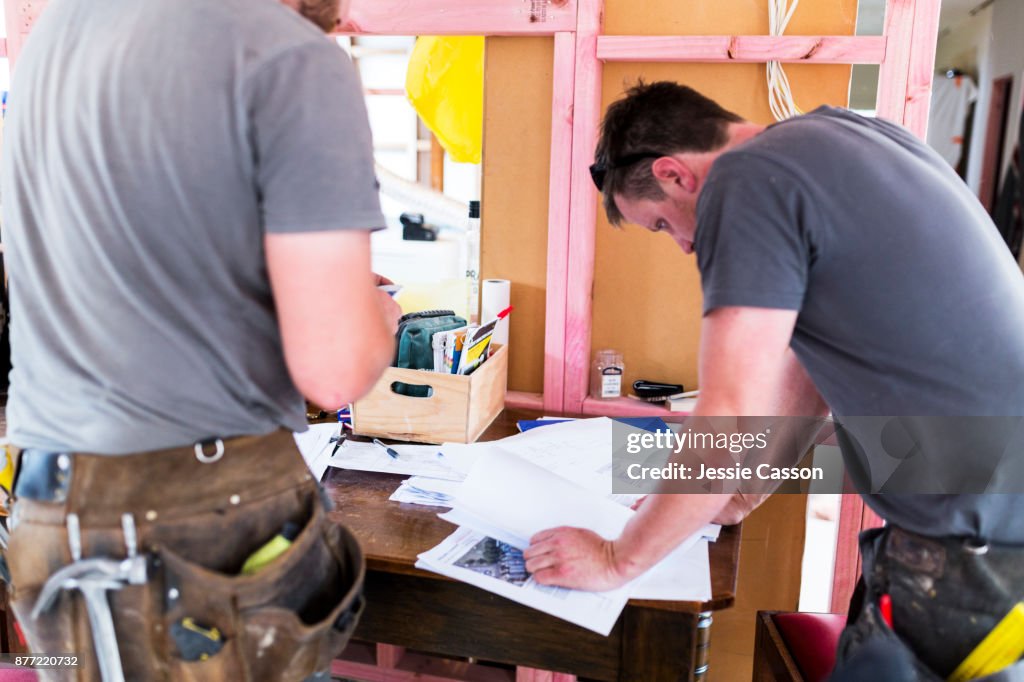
[481,279,511,347]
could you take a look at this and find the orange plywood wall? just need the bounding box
[480,37,555,394]
[481,0,857,395]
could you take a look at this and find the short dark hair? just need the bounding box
[298,0,342,32]
[594,81,743,225]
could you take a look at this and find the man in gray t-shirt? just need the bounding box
[523,82,1024,678]
[1,0,399,676]
[3,0,398,453]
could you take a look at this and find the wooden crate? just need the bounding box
[351,345,508,444]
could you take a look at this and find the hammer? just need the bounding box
[30,515,147,682]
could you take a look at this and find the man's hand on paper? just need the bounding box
[524,526,631,592]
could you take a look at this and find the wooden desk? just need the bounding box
[323,409,741,682]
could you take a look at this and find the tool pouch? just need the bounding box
[157,494,365,682]
[833,527,1024,682]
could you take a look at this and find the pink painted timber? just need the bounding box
[903,0,942,138]
[597,35,887,64]
[543,32,579,413]
[338,0,578,36]
[561,0,604,414]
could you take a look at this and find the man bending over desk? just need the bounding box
[524,82,1024,680]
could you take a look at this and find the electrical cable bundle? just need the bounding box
[767,0,803,121]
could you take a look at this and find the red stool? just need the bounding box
[753,611,846,682]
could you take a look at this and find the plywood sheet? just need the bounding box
[480,37,555,393]
[604,0,860,37]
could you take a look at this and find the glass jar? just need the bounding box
[591,349,624,399]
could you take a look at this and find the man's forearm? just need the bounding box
[612,493,732,581]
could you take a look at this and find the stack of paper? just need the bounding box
[389,476,462,506]
[416,439,719,635]
[297,418,721,636]
[293,423,340,480]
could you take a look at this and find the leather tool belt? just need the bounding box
[5,429,364,682]
[834,525,1024,681]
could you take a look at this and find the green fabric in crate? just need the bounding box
[394,310,466,396]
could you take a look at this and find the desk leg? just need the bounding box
[621,608,703,681]
[694,612,712,681]
[515,668,577,682]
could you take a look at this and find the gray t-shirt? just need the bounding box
[696,106,1024,542]
[1,0,385,454]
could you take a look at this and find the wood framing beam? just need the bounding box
[580,397,677,418]
[830,490,884,614]
[515,669,577,682]
[876,0,940,138]
[562,0,603,414]
[875,0,916,128]
[830,491,865,614]
[377,644,405,669]
[505,390,545,411]
[543,32,578,414]
[338,0,578,36]
[332,652,515,682]
[4,0,49,69]
[597,35,886,64]
[901,0,941,138]
[430,134,445,192]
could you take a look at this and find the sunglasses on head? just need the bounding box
[589,150,665,191]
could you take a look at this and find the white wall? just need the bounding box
[938,0,1023,210]
[935,5,992,76]
[935,0,1023,269]
[936,4,993,195]
[988,0,1024,188]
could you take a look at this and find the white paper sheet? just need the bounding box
[438,508,530,549]
[444,448,718,602]
[395,418,719,625]
[627,540,712,601]
[441,418,615,494]
[416,527,630,636]
[453,447,633,544]
[329,441,462,480]
[389,476,462,507]
[434,511,713,602]
[293,423,338,481]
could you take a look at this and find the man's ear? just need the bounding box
[651,156,697,193]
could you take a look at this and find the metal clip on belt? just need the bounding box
[194,439,225,464]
